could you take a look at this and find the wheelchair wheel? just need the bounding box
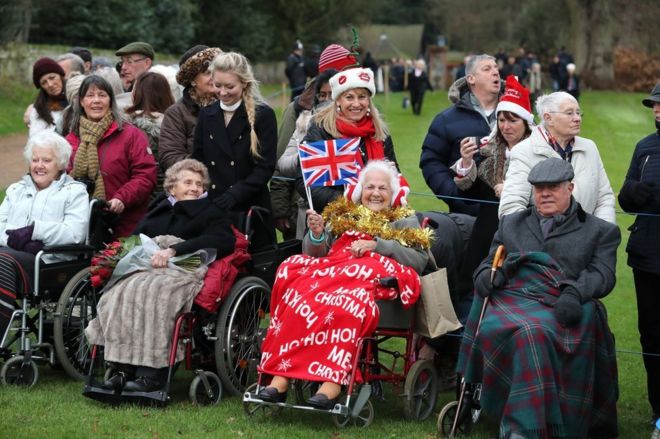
[403,359,438,421]
[437,400,473,437]
[0,356,39,387]
[332,395,374,428]
[215,276,270,396]
[189,371,223,406]
[53,267,102,381]
[243,383,283,417]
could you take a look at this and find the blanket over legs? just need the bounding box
[259,231,421,385]
[457,252,618,439]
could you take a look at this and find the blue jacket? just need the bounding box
[619,130,660,274]
[419,78,495,216]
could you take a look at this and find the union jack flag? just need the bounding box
[298,137,360,187]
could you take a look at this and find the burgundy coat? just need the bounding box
[66,121,157,237]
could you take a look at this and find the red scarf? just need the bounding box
[336,116,384,167]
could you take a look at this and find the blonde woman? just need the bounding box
[191,51,277,213]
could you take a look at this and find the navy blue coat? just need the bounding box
[419,83,494,216]
[618,130,660,274]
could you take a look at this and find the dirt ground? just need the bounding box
[0,134,28,188]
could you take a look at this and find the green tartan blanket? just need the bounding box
[457,252,618,439]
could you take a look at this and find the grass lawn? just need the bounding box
[0,88,654,438]
[0,77,34,137]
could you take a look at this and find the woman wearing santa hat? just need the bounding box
[296,66,400,214]
[451,75,534,281]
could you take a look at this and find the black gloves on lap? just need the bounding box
[474,268,506,298]
[6,224,35,251]
[214,193,237,211]
[553,286,583,328]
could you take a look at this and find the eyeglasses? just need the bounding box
[121,56,148,65]
[549,110,584,118]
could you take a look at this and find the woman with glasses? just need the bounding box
[499,91,615,223]
[65,75,157,238]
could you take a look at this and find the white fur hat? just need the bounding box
[330,67,376,101]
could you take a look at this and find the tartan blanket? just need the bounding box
[457,252,618,439]
[259,230,420,385]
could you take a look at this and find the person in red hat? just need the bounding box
[27,57,67,138]
[451,75,534,294]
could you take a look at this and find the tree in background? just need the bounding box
[0,0,32,44]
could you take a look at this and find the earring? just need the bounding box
[191,81,197,87]
[336,105,341,113]
[366,107,371,116]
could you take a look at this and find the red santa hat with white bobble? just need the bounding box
[496,75,534,123]
[344,162,410,208]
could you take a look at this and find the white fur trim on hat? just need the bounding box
[344,169,409,208]
[330,68,376,101]
[496,101,533,124]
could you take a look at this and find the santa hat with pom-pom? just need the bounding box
[344,162,410,208]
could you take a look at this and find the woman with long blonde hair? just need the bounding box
[191,51,277,213]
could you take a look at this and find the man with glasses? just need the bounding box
[115,41,154,93]
[499,91,615,223]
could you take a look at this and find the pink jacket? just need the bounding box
[66,121,157,237]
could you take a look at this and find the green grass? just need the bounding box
[0,89,654,438]
[0,77,34,137]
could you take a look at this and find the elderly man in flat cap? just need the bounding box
[116,41,154,93]
[456,157,621,439]
[618,82,660,425]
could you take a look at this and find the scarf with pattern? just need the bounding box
[71,112,114,200]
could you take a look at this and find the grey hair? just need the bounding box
[56,53,85,75]
[466,54,496,76]
[23,130,72,170]
[93,67,124,97]
[163,158,211,194]
[535,92,578,126]
[357,159,400,204]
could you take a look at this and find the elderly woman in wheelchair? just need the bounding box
[85,159,236,395]
[0,131,89,352]
[257,160,429,410]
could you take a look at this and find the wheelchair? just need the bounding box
[0,200,107,387]
[81,206,301,406]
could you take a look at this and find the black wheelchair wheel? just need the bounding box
[331,394,374,428]
[437,400,473,437]
[215,276,270,396]
[189,371,223,406]
[403,359,439,421]
[53,267,102,381]
[0,356,39,387]
[243,382,283,417]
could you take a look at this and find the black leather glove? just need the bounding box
[214,193,237,210]
[22,240,45,255]
[473,268,506,298]
[6,224,35,251]
[553,286,582,327]
[620,180,653,207]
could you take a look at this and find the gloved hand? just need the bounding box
[214,193,237,210]
[22,240,45,255]
[6,224,35,251]
[473,268,506,298]
[620,180,653,206]
[553,286,582,327]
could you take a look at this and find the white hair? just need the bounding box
[94,67,124,97]
[56,53,85,75]
[466,54,495,76]
[358,160,400,200]
[149,64,183,100]
[535,91,578,127]
[24,130,72,170]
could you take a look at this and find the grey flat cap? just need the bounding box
[642,83,660,108]
[528,158,574,185]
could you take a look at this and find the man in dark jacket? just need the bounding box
[618,82,660,424]
[285,41,307,101]
[419,54,501,215]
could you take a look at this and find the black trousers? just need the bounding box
[633,268,660,415]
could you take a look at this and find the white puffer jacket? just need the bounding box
[0,173,89,262]
[499,127,616,224]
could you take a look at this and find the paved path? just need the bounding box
[0,134,28,189]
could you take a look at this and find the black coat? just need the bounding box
[134,197,236,258]
[192,102,277,212]
[295,120,398,213]
[619,130,660,274]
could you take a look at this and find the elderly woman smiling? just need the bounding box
[0,131,89,341]
[258,160,428,410]
[498,91,615,223]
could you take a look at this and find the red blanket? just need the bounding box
[259,230,421,385]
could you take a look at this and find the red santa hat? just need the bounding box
[319,44,359,73]
[330,67,376,101]
[496,75,534,123]
[344,162,410,208]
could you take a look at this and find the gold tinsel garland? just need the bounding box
[321,198,433,249]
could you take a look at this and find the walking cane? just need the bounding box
[449,244,506,437]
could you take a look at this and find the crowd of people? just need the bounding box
[1,38,658,438]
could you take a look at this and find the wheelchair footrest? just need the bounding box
[243,391,349,415]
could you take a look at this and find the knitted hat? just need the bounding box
[65,72,86,103]
[176,46,222,87]
[330,67,375,101]
[32,57,65,89]
[496,75,534,123]
[319,44,358,73]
